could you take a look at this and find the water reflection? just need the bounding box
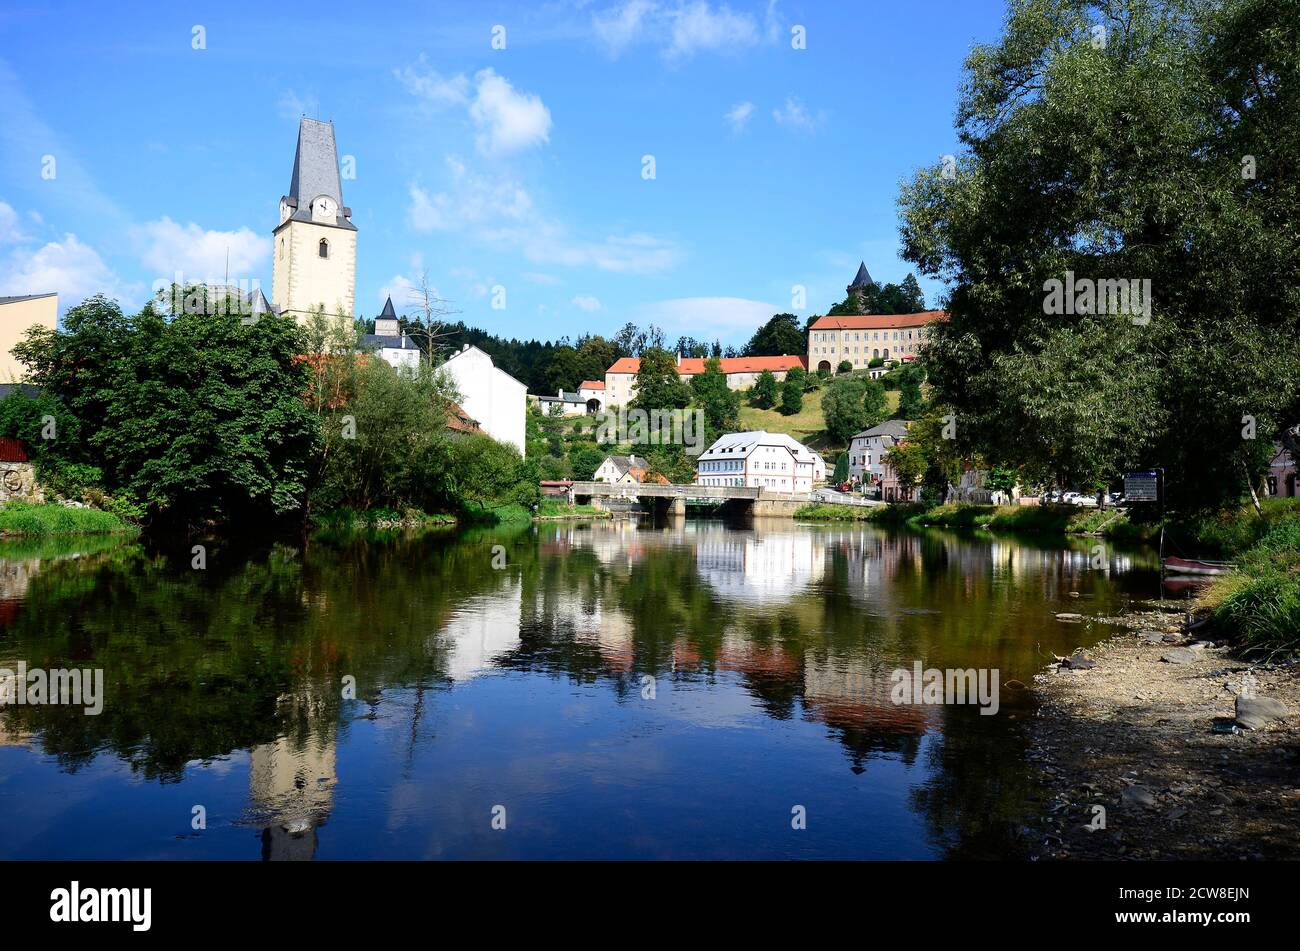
[0,523,1158,860]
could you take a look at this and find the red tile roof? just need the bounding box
[579,380,605,390]
[607,355,807,376]
[808,310,946,331]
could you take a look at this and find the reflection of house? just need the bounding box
[848,419,909,486]
[695,431,826,493]
[0,294,57,382]
[434,578,523,682]
[694,528,826,602]
[604,355,806,406]
[438,344,527,452]
[1267,444,1297,498]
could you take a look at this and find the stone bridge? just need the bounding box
[567,481,811,517]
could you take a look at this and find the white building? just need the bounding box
[847,419,910,485]
[438,344,527,453]
[272,118,357,325]
[695,431,826,493]
[604,355,805,407]
[578,380,605,413]
[533,389,590,416]
[593,454,654,484]
[359,296,420,373]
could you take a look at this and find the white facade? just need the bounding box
[695,431,827,494]
[438,344,527,453]
[593,455,650,483]
[577,382,605,413]
[373,339,420,374]
[847,419,910,484]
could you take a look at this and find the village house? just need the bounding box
[578,380,605,412]
[604,355,806,407]
[438,344,527,453]
[532,389,592,416]
[593,454,665,484]
[0,294,57,382]
[695,431,826,494]
[847,419,910,487]
[879,444,919,502]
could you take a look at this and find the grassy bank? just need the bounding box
[1195,499,1300,656]
[912,502,1151,539]
[313,507,457,531]
[535,499,608,519]
[0,501,134,537]
[793,502,882,521]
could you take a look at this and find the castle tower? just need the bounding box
[271,118,357,325]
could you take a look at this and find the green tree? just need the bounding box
[897,0,1300,512]
[630,347,689,414]
[822,377,870,444]
[897,377,925,420]
[749,369,779,409]
[836,360,853,374]
[568,443,607,481]
[778,375,803,415]
[15,291,320,528]
[690,357,741,435]
[861,378,889,430]
[743,313,805,356]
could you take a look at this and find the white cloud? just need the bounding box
[522,271,562,285]
[0,231,138,307]
[132,217,271,284]
[378,274,420,311]
[724,101,754,134]
[408,158,678,275]
[570,295,602,312]
[636,296,776,334]
[593,0,659,55]
[0,200,25,244]
[668,2,760,58]
[278,89,320,121]
[398,62,551,157]
[592,1,767,59]
[772,96,825,132]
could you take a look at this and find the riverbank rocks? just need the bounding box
[1121,784,1157,809]
[1235,696,1288,731]
[1061,651,1097,670]
[1161,647,1198,664]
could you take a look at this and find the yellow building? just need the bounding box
[806,310,945,372]
[271,118,357,325]
[0,293,57,382]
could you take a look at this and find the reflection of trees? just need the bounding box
[0,519,1156,859]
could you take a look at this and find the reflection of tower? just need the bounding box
[248,689,337,861]
[694,527,825,602]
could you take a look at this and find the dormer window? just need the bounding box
[319,239,329,258]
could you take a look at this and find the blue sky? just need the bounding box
[0,0,1005,345]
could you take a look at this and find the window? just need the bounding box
[279,238,284,259]
[319,239,329,258]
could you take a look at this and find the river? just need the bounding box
[0,519,1160,859]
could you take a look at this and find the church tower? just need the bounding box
[271,118,356,324]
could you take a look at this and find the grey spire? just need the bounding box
[378,296,397,319]
[848,261,876,290]
[282,118,356,231]
[250,288,272,315]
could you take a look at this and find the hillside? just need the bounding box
[737,386,901,455]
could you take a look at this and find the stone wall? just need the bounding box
[0,463,44,504]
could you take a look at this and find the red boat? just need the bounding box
[1163,556,1234,576]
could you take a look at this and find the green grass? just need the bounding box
[0,501,133,537]
[793,502,879,521]
[1199,508,1300,656]
[737,386,901,453]
[313,507,456,530]
[536,499,608,518]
